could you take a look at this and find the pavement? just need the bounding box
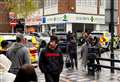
[35,47,120,82]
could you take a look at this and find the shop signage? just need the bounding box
[25,15,41,26]
[43,14,105,24]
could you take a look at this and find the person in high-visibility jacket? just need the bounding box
[0,36,5,49]
[31,36,39,48]
[0,36,4,44]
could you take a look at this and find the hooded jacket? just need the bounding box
[0,54,16,82]
[6,42,30,74]
[39,46,64,74]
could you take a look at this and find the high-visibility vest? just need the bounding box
[31,36,39,48]
[32,36,37,44]
[0,36,4,43]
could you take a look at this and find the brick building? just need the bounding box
[0,2,10,32]
[40,0,106,33]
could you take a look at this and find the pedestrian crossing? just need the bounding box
[60,69,94,82]
[36,49,120,82]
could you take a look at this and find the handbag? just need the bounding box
[65,55,71,68]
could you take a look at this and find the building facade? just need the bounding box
[40,0,106,33]
[0,2,10,32]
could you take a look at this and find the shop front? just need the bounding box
[41,13,105,33]
[25,15,41,33]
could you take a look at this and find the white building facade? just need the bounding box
[26,0,106,33]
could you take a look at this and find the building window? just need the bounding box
[56,24,66,32]
[45,0,58,8]
[99,0,105,7]
[76,0,97,7]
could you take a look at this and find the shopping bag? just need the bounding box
[65,55,71,68]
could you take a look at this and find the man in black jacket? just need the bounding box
[39,36,64,82]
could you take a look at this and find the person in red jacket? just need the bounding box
[39,36,64,82]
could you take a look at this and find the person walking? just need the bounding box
[80,35,93,71]
[67,31,72,41]
[0,54,16,82]
[39,36,64,82]
[6,33,31,74]
[38,40,47,56]
[14,64,37,82]
[92,37,101,71]
[67,36,78,70]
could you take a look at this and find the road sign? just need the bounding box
[10,20,17,27]
[9,19,17,33]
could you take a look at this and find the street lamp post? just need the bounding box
[42,0,45,32]
[110,0,115,73]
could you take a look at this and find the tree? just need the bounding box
[6,0,39,18]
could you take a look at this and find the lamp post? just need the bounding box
[42,0,45,32]
[110,0,115,73]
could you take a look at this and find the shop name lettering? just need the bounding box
[47,17,63,22]
[76,17,104,22]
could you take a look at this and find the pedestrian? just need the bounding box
[80,35,92,71]
[14,64,37,82]
[67,31,72,41]
[78,32,88,46]
[92,37,101,71]
[67,36,78,70]
[38,40,47,56]
[0,40,9,55]
[6,33,31,74]
[39,35,64,82]
[0,54,16,82]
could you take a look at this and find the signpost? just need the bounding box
[10,20,17,33]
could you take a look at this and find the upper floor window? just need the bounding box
[76,0,97,7]
[99,0,105,7]
[44,0,58,8]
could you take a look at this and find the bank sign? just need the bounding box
[42,14,105,24]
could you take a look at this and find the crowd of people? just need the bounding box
[0,31,101,82]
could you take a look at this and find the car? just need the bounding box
[90,31,110,50]
[25,42,38,63]
[0,33,38,63]
[90,31,120,51]
[55,32,68,53]
[30,32,50,43]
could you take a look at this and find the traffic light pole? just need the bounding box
[110,0,115,73]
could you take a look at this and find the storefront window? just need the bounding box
[56,24,66,32]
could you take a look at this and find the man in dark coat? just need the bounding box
[67,36,78,70]
[39,36,64,82]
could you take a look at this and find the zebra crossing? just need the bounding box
[36,49,120,82]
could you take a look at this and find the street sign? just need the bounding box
[9,19,17,33]
[10,20,17,27]
[42,16,46,23]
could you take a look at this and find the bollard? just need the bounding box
[87,47,97,76]
[87,54,96,76]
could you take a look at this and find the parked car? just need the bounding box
[24,41,38,63]
[0,33,38,63]
[55,32,68,53]
[91,31,119,51]
[30,32,50,43]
